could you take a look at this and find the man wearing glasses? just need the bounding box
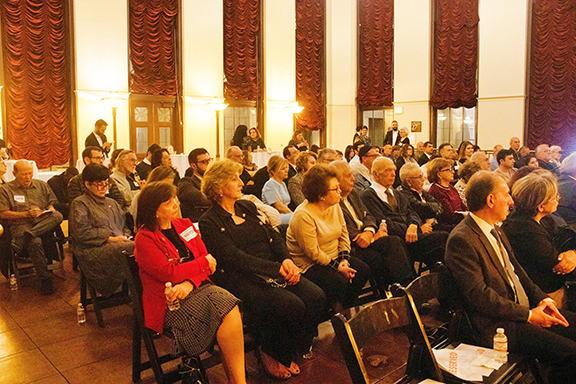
[67,146,124,207]
[178,148,212,222]
[0,160,63,295]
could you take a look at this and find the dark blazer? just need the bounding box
[198,200,288,280]
[340,189,378,240]
[445,215,548,346]
[288,163,297,180]
[135,161,152,180]
[177,175,211,223]
[557,173,576,224]
[502,211,565,293]
[85,132,110,156]
[251,166,269,200]
[397,185,443,221]
[361,186,422,237]
[418,153,431,166]
[383,130,401,146]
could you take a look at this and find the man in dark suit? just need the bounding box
[445,171,576,384]
[226,146,254,194]
[249,145,299,200]
[334,161,413,294]
[383,120,401,146]
[509,136,521,167]
[283,145,298,180]
[85,119,113,157]
[178,148,212,222]
[417,141,434,166]
[361,157,448,268]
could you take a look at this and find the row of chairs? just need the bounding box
[332,264,545,384]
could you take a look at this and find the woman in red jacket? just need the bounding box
[135,181,246,384]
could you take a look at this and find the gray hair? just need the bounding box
[399,163,421,183]
[318,148,337,162]
[330,160,350,180]
[561,152,576,176]
[399,127,410,135]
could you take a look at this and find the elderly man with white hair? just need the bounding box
[535,144,558,173]
[332,160,414,294]
[361,157,448,268]
[397,163,443,226]
[470,150,491,171]
[557,152,576,224]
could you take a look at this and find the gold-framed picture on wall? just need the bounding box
[411,121,422,133]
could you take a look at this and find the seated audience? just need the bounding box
[136,143,161,180]
[0,158,6,185]
[509,165,539,188]
[287,130,309,151]
[0,160,63,295]
[286,165,370,312]
[490,145,504,171]
[457,141,474,164]
[262,156,293,225]
[199,160,324,380]
[519,153,540,169]
[131,166,175,223]
[470,150,491,171]
[317,148,337,164]
[344,145,355,163]
[397,163,443,226]
[362,157,448,268]
[503,171,575,309]
[417,141,434,166]
[242,150,258,175]
[108,148,124,171]
[351,145,380,193]
[454,160,482,206]
[557,153,576,224]
[178,148,212,223]
[391,145,401,161]
[111,149,143,209]
[428,158,467,226]
[135,181,246,384]
[445,170,576,384]
[47,167,78,219]
[550,145,562,167]
[70,164,133,296]
[394,144,417,187]
[535,144,558,173]
[333,161,414,294]
[230,124,250,149]
[68,146,124,207]
[288,151,317,208]
[247,127,266,151]
[382,144,393,159]
[151,148,180,185]
[494,148,517,184]
[226,146,254,194]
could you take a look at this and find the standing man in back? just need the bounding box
[383,120,401,146]
[85,119,113,158]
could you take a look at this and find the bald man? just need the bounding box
[0,160,63,295]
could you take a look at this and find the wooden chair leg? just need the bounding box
[88,284,105,328]
[132,316,143,383]
[80,272,89,309]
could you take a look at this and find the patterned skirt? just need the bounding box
[164,283,240,356]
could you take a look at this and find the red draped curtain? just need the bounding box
[357,0,394,108]
[129,0,178,96]
[527,0,576,151]
[223,0,260,102]
[430,0,479,110]
[1,0,72,168]
[295,0,325,132]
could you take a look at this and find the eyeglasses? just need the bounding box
[327,186,341,193]
[440,167,455,173]
[90,181,109,189]
[90,156,105,161]
[196,158,213,165]
[407,175,425,180]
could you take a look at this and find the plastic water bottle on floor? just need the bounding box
[77,303,86,325]
[493,327,507,364]
[9,274,17,291]
[165,282,180,311]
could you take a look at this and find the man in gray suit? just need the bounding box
[445,171,576,384]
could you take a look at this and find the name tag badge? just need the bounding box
[14,195,25,203]
[180,226,197,242]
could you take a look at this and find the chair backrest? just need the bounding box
[331,296,443,384]
[122,251,146,327]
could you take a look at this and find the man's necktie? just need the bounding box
[490,228,530,307]
[385,189,398,212]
